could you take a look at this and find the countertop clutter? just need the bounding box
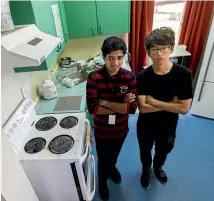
[36,53,132,115]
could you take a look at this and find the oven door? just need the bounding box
[86,154,95,200]
[75,145,95,201]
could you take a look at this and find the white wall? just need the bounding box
[60,33,129,61]
[1,131,39,201]
[1,65,29,126]
[1,57,55,126]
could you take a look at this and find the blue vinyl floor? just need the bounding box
[92,112,214,201]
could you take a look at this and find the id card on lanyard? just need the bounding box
[108,115,116,125]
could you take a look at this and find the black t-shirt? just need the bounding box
[137,63,193,135]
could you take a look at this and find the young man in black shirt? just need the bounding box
[137,27,193,189]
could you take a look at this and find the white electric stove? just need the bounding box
[3,99,95,201]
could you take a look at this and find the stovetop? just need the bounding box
[35,116,57,131]
[49,135,74,154]
[20,112,86,160]
[59,116,78,129]
[25,137,47,154]
[3,99,87,161]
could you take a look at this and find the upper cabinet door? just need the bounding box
[31,1,57,36]
[58,0,69,45]
[63,1,98,39]
[9,1,36,25]
[96,1,130,36]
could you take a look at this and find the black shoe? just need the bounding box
[154,167,168,184]
[109,166,122,184]
[140,168,151,189]
[98,180,109,200]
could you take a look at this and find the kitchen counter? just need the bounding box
[36,81,86,115]
[36,58,132,115]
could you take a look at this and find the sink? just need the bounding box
[67,70,88,86]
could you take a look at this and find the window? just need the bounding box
[153,0,186,44]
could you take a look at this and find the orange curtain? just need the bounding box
[129,1,155,75]
[178,1,214,76]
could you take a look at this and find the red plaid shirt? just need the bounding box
[86,66,137,139]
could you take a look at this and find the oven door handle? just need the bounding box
[79,144,89,164]
[86,154,96,201]
[74,144,90,200]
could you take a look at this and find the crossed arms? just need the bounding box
[138,95,192,115]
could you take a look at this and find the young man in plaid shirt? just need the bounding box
[86,36,137,200]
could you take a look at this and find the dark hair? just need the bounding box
[145,27,175,50]
[101,36,127,57]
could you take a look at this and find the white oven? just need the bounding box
[74,143,96,201]
[3,99,95,201]
[21,144,95,201]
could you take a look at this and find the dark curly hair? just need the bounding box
[145,27,175,51]
[101,36,127,57]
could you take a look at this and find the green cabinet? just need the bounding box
[58,0,69,43]
[96,1,130,36]
[63,1,98,39]
[9,1,36,25]
[10,0,130,41]
[63,0,130,39]
[9,1,67,72]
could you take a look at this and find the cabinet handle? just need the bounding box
[64,32,69,41]
[100,25,103,34]
[92,26,95,35]
[198,42,214,101]
[56,44,60,52]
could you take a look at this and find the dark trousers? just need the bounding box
[137,121,176,169]
[95,135,127,182]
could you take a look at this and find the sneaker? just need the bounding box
[140,168,151,189]
[109,166,122,184]
[98,180,109,200]
[154,167,168,184]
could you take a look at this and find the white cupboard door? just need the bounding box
[198,16,214,82]
[191,81,214,119]
[1,132,39,201]
[199,42,214,83]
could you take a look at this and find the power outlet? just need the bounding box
[21,84,30,98]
